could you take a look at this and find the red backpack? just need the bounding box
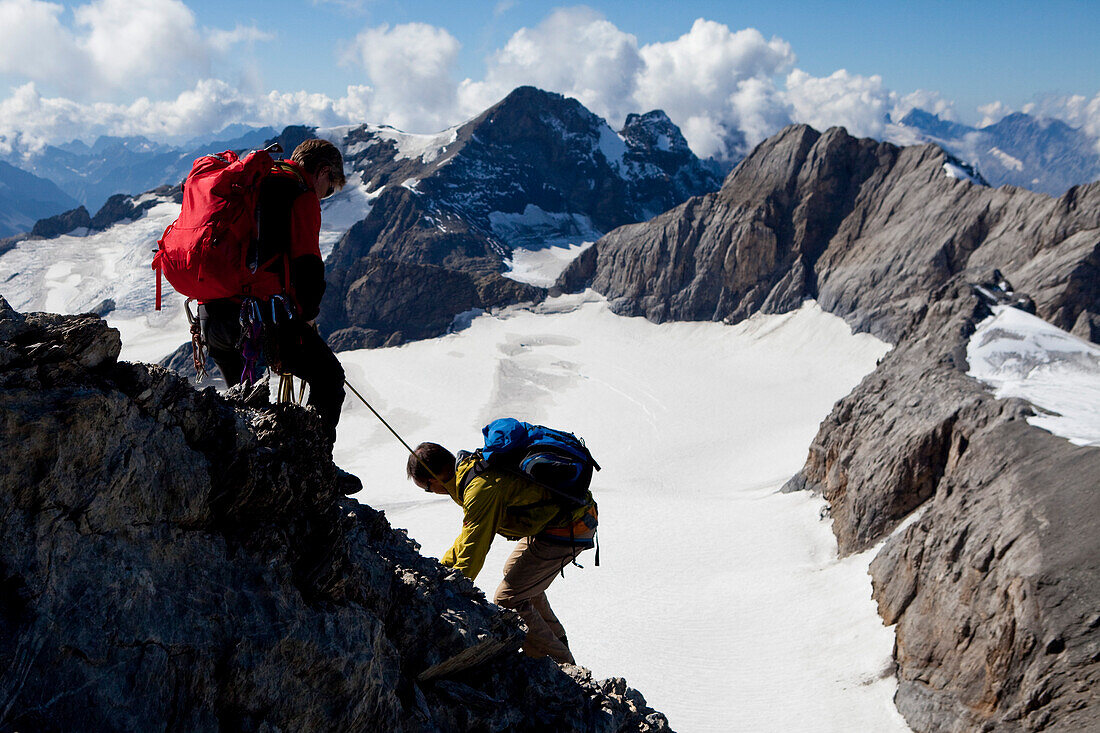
[152,145,283,310]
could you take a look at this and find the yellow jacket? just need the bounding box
[440,453,594,580]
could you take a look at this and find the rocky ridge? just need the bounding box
[789,276,1099,732]
[560,124,1099,344]
[0,295,671,732]
[559,124,1099,731]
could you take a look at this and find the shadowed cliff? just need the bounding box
[0,296,671,732]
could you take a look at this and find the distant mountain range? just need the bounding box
[0,161,79,238]
[887,109,1100,196]
[3,96,1099,241]
[0,126,277,217]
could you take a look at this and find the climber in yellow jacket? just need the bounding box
[407,441,597,664]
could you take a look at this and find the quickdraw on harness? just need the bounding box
[235,294,298,388]
[183,298,209,381]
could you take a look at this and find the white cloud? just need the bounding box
[1,8,1096,162]
[341,22,461,131]
[209,24,276,53]
[0,0,271,100]
[785,69,893,140]
[893,89,958,123]
[976,101,1013,128]
[74,0,210,91]
[458,7,642,124]
[0,0,83,90]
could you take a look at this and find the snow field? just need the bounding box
[0,199,192,364]
[0,210,912,730]
[334,295,907,732]
[968,305,1100,446]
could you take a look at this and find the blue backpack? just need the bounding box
[464,418,600,506]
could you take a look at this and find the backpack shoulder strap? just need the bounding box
[456,450,487,499]
[268,161,309,191]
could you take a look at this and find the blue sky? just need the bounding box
[0,0,1097,155]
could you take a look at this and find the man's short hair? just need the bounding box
[407,442,456,487]
[291,139,346,190]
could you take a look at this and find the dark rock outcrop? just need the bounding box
[89,191,163,230]
[560,124,1100,346]
[0,296,670,732]
[28,205,91,238]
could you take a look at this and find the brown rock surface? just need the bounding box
[559,124,1100,345]
[0,296,671,732]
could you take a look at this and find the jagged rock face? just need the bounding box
[323,253,543,350]
[316,87,720,348]
[787,281,1100,732]
[28,205,91,238]
[561,124,1100,345]
[561,123,1100,731]
[0,297,670,732]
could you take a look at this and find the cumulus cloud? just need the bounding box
[0,80,395,151]
[893,89,958,123]
[0,0,270,99]
[340,22,461,131]
[784,69,893,139]
[458,7,642,124]
[1,7,1095,163]
[976,101,1013,127]
[454,10,800,159]
[0,0,84,90]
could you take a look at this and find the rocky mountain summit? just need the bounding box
[560,123,1099,731]
[312,86,721,348]
[0,296,670,732]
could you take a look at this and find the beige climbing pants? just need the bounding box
[493,536,590,665]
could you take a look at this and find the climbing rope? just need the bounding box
[343,377,449,488]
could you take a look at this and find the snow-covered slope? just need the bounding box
[968,305,1100,446]
[0,208,911,730]
[333,296,902,733]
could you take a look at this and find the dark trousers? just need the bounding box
[199,300,345,445]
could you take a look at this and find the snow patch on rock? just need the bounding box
[489,204,601,251]
[943,161,982,184]
[968,305,1100,447]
